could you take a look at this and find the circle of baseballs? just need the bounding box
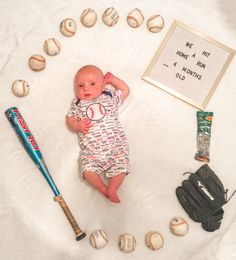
[80,8,97,27]
[86,103,106,121]
[145,231,164,250]
[147,14,164,33]
[127,8,144,28]
[118,233,136,253]
[43,38,61,56]
[28,54,46,71]
[22,9,165,94]
[169,217,189,236]
[60,18,77,36]
[12,80,30,97]
[90,229,108,249]
[102,7,119,27]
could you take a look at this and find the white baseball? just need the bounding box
[86,103,106,121]
[102,7,119,27]
[43,38,61,56]
[90,229,108,249]
[127,8,144,28]
[12,80,30,97]
[170,217,189,236]
[147,14,164,33]
[60,18,77,36]
[118,233,136,253]
[145,231,164,250]
[80,8,97,27]
[28,54,46,71]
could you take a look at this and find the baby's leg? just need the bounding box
[84,171,108,197]
[107,173,126,203]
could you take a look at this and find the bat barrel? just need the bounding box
[5,107,60,196]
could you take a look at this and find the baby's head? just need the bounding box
[74,65,105,100]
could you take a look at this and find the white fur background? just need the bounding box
[1,0,236,259]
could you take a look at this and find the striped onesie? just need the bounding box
[67,89,130,178]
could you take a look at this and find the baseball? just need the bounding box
[102,7,119,27]
[43,38,61,56]
[12,80,30,97]
[80,8,97,27]
[90,229,108,249]
[145,231,164,250]
[118,233,136,253]
[86,103,106,121]
[170,217,189,236]
[28,54,46,71]
[60,18,77,36]
[127,8,144,28]
[147,14,164,33]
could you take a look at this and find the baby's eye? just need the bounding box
[78,84,83,88]
[90,82,96,86]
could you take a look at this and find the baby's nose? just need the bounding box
[84,84,90,91]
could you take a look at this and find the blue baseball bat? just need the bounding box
[5,107,86,241]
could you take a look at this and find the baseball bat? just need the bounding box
[5,107,86,241]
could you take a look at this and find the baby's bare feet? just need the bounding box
[106,189,120,203]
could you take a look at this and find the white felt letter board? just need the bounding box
[142,20,235,110]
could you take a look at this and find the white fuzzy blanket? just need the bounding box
[1,0,236,259]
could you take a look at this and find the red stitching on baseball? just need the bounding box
[89,107,94,118]
[99,104,105,115]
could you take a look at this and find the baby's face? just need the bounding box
[75,68,105,100]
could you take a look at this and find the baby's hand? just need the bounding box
[104,72,114,84]
[76,118,93,134]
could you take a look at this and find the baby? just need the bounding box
[66,65,130,203]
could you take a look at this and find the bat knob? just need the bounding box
[76,232,86,241]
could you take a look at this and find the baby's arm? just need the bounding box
[66,116,93,134]
[104,72,130,100]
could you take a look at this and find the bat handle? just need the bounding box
[54,195,86,241]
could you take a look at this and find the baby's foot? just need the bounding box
[106,190,120,203]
